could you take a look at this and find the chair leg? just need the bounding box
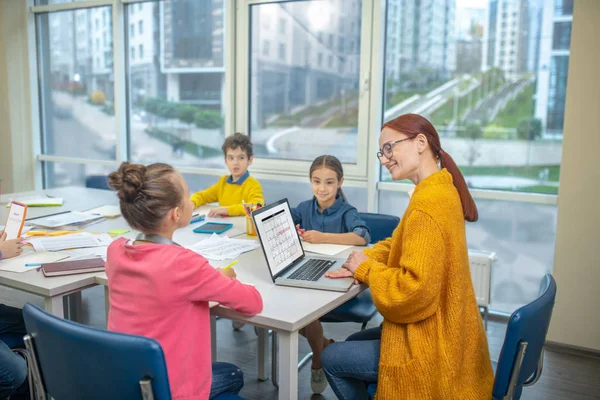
[483,306,489,331]
[298,352,313,370]
[23,335,47,400]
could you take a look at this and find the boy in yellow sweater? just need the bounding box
[190,133,264,217]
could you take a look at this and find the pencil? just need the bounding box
[223,259,238,271]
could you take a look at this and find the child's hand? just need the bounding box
[0,232,24,259]
[219,267,237,279]
[301,230,325,244]
[208,207,229,218]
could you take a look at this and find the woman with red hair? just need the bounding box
[322,114,494,399]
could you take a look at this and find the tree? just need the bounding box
[458,122,483,140]
[178,105,197,124]
[517,118,542,140]
[459,123,483,166]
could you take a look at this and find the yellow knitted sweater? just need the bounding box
[354,169,494,399]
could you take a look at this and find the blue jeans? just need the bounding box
[321,327,382,400]
[209,362,244,399]
[0,304,28,400]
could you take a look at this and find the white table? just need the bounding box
[2,187,366,400]
[0,187,120,318]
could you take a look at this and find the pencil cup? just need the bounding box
[246,215,257,236]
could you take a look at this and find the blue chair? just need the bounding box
[22,304,244,400]
[492,274,557,399]
[22,302,171,399]
[85,175,110,190]
[358,212,401,243]
[367,274,557,399]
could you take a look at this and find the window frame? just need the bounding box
[27,0,560,209]
[236,0,376,183]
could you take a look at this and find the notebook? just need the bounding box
[6,196,63,207]
[41,258,105,277]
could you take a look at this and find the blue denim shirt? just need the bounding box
[291,196,371,244]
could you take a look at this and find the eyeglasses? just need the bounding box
[377,135,417,160]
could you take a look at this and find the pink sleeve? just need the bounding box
[173,250,263,316]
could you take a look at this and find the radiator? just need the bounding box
[468,249,496,308]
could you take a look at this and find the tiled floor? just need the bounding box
[1,285,599,400]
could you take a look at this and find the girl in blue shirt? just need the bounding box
[292,155,370,394]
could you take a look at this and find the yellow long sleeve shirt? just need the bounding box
[190,173,264,217]
[355,169,494,399]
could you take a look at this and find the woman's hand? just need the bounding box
[301,230,325,244]
[325,268,360,285]
[0,232,24,259]
[208,207,229,218]
[341,251,369,274]
[325,251,369,284]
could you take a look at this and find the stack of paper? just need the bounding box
[54,246,109,262]
[29,211,104,230]
[6,196,63,207]
[188,234,260,261]
[27,232,113,252]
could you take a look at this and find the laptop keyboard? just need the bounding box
[287,259,335,281]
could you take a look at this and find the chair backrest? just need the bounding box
[492,274,557,400]
[359,212,400,244]
[22,303,172,400]
[85,175,110,190]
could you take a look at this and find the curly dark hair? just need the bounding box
[221,132,253,158]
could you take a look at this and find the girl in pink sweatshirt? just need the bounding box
[106,162,263,400]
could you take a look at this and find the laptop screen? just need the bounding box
[253,199,304,277]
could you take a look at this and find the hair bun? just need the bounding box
[108,162,147,203]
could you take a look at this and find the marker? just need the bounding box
[190,214,206,224]
[25,263,42,267]
[222,260,238,271]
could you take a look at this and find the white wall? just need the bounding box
[547,0,600,351]
[0,0,35,193]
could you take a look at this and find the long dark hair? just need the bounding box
[108,162,184,232]
[309,155,347,202]
[383,114,478,222]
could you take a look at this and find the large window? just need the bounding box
[381,0,572,196]
[36,7,116,162]
[30,0,574,315]
[379,0,572,313]
[248,0,363,164]
[127,0,226,168]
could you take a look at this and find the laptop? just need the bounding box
[252,198,354,292]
